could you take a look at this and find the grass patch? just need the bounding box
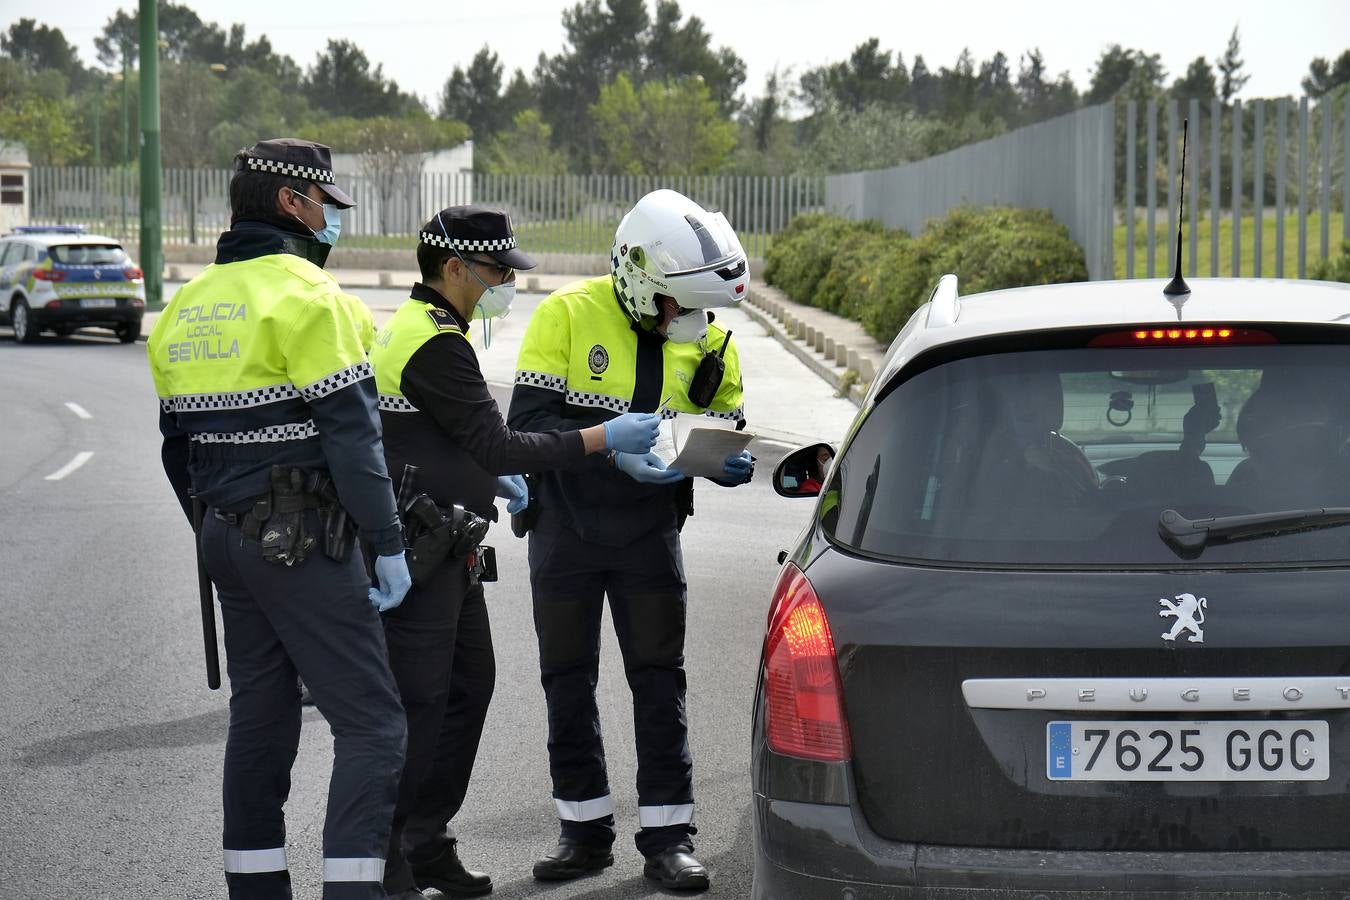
[1115,211,1346,279]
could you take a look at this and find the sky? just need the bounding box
[5,0,1348,111]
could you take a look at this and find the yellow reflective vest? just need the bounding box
[146,247,401,553]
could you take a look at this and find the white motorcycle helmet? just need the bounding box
[611,189,749,343]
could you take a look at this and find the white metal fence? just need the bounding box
[826,95,1349,281]
[27,168,826,260]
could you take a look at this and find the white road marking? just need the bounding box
[45,451,94,481]
[64,402,92,420]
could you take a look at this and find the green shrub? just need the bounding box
[922,206,1088,296]
[763,215,883,308]
[767,207,1088,343]
[1310,241,1350,282]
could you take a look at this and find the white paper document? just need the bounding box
[658,416,754,478]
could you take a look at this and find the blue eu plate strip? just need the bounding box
[1047,722,1072,779]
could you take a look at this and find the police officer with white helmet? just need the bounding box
[508,189,754,891]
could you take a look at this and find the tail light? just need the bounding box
[124,267,143,280]
[1088,326,1276,347]
[32,268,64,282]
[45,299,62,308]
[763,563,852,762]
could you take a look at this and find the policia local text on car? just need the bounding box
[147,139,413,900]
[367,206,662,899]
[508,189,755,892]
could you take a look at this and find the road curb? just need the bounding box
[741,287,872,407]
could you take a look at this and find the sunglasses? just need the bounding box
[465,256,514,281]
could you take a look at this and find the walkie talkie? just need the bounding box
[688,329,731,409]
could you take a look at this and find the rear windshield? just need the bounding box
[822,344,1350,567]
[49,244,127,265]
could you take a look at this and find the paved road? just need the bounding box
[0,311,843,898]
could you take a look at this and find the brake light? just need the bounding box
[32,268,64,282]
[1089,326,1276,347]
[123,267,143,280]
[763,564,851,762]
[45,300,62,308]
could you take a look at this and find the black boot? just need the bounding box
[643,845,709,891]
[411,841,492,897]
[531,839,615,881]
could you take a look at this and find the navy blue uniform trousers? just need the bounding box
[202,509,406,900]
[528,513,696,856]
[381,558,495,893]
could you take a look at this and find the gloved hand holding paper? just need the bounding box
[659,416,755,479]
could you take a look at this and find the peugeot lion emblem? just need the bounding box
[1160,592,1207,644]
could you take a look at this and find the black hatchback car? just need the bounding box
[754,275,1350,898]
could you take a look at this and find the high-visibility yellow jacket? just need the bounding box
[370,282,584,518]
[507,274,745,546]
[146,223,401,554]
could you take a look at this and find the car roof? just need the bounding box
[2,231,124,249]
[875,276,1350,393]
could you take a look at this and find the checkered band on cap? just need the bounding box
[419,231,517,253]
[245,156,335,184]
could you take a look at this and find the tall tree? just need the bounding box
[799,39,907,113]
[304,39,420,119]
[481,109,569,175]
[910,55,938,114]
[441,47,507,140]
[643,0,745,113]
[1302,50,1350,97]
[1171,56,1217,102]
[1,19,83,82]
[1016,48,1077,124]
[589,72,736,175]
[1086,45,1164,104]
[1216,25,1249,102]
[937,49,979,118]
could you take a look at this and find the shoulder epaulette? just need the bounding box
[426,307,463,333]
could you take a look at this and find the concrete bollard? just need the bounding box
[527,276,541,292]
[804,325,817,345]
[824,336,836,359]
[847,348,865,376]
[167,265,182,281]
[782,313,796,335]
[835,343,850,365]
[856,356,876,383]
[378,271,393,288]
[814,330,827,353]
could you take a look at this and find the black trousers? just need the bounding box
[201,510,407,900]
[382,556,496,893]
[527,516,696,857]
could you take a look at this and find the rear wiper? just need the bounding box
[1158,507,1350,557]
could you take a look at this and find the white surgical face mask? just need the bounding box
[664,308,708,343]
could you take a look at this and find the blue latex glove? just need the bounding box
[614,451,685,485]
[603,412,662,454]
[496,474,528,515]
[722,449,755,484]
[369,551,412,613]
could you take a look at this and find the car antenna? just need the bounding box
[1163,117,1191,297]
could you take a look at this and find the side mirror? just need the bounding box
[773,442,836,498]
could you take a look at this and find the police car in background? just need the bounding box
[0,226,146,344]
[756,273,1350,897]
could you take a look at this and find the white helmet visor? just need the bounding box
[645,210,744,277]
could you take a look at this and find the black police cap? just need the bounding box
[419,205,536,271]
[235,138,356,209]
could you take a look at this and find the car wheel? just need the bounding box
[11,298,38,344]
[115,320,141,344]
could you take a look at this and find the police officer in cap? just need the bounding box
[508,190,754,891]
[148,138,412,900]
[369,206,662,897]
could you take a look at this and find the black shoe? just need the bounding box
[531,840,614,881]
[411,841,492,897]
[643,846,710,891]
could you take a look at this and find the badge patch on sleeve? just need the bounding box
[588,344,609,375]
